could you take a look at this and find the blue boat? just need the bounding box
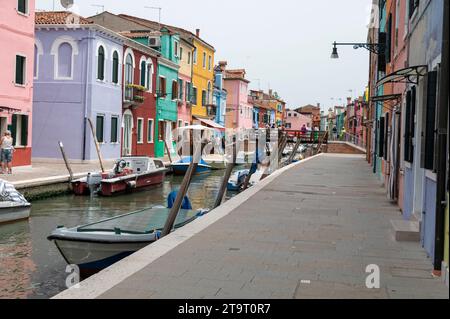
[171,156,212,176]
[227,169,250,191]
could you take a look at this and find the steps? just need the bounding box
[391,219,421,242]
[325,142,366,154]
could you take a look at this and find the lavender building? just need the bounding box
[33,12,124,161]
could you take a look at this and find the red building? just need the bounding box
[120,38,159,158]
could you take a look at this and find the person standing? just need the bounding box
[1,131,14,174]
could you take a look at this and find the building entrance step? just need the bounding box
[391,220,420,242]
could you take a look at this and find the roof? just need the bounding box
[117,14,215,51]
[35,11,93,25]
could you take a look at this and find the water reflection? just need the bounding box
[0,170,238,299]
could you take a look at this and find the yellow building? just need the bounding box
[268,91,286,127]
[191,32,215,119]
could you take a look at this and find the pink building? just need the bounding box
[0,0,35,167]
[285,110,312,131]
[223,68,253,130]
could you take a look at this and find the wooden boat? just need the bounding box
[48,206,208,274]
[171,156,212,175]
[71,157,168,196]
[0,180,31,224]
[227,169,250,191]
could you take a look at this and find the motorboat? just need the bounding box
[0,179,31,224]
[71,157,168,196]
[171,156,212,176]
[227,169,250,191]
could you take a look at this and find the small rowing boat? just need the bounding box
[0,179,31,224]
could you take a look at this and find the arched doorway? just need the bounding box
[122,109,133,156]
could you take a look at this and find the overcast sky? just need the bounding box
[36,0,372,111]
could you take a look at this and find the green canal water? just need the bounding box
[0,170,239,299]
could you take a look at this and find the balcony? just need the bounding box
[124,84,145,108]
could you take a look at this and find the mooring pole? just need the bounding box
[164,140,173,164]
[242,133,259,191]
[58,141,74,186]
[87,118,105,173]
[162,138,208,237]
[213,136,236,208]
[287,134,302,164]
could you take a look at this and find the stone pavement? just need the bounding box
[64,154,450,299]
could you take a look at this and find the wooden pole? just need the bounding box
[58,141,74,187]
[87,118,105,173]
[242,134,259,191]
[287,135,302,164]
[161,138,208,237]
[213,136,236,208]
[164,140,173,164]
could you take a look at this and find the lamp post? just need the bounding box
[330,41,384,58]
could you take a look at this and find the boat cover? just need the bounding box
[176,156,209,166]
[167,191,193,210]
[0,179,28,204]
[77,208,199,235]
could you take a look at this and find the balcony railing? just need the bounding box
[124,84,145,105]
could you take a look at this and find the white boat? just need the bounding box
[48,207,208,274]
[0,180,31,224]
[227,169,250,191]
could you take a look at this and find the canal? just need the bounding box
[0,170,239,299]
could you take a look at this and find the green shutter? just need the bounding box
[11,114,17,146]
[378,117,385,158]
[112,53,119,84]
[18,0,26,13]
[21,115,28,146]
[15,55,25,85]
[141,61,146,86]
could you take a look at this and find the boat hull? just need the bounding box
[0,203,31,224]
[99,171,166,196]
[172,164,211,176]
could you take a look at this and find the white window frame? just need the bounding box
[139,56,148,88]
[147,118,154,143]
[171,80,178,101]
[16,0,29,16]
[111,49,122,85]
[51,36,79,80]
[193,48,197,65]
[174,40,179,58]
[146,58,153,93]
[137,118,144,144]
[14,53,27,87]
[208,55,212,71]
[96,43,107,82]
[110,115,120,144]
[34,39,43,80]
[96,114,105,144]
[178,119,183,128]
[202,52,206,69]
[124,48,136,97]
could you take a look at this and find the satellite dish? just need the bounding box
[60,0,74,9]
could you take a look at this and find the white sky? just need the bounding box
[36,0,372,111]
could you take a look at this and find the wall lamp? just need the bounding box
[331,41,384,59]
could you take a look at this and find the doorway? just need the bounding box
[122,110,133,156]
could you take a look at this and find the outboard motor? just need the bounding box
[114,159,127,175]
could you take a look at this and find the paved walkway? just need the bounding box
[59,154,449,299]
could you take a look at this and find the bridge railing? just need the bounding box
[284,130,329,144]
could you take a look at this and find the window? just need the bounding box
[188,52,191,64]
[34,45,38,78]
[140,60,146,87]
[158,120,165,141]
[10,114,28,146]
[207,82,212,105]
[208,55,212,71]
[97,46,105,81]
[110,116,119,143]
[386,14,392,64]
[159,76,167,97]
[124,53,134,100]
[17,0,27,14]
[404,88,416,163]
[193,48,197,64]
[172,80,178,100]
[179,47,183,61]
[202,90,207,106]
[395,0,400,49]
[147,62,153,92]
[178,120,183,128]
[57,43,73,78]
[96,115,105,143]
[423,71,438,170]
[137,118,144,143]
[202,52,206,68]
[147,119,154,143]
[192,87,198,105]
[185,82,191,102]
[409,0,419,19]
[112,51,119,84]
[178,79,184,100]
[174,41,179,58]
[15,55,26,85]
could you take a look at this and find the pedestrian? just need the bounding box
[301,124,307,135]
[1,131,15,174]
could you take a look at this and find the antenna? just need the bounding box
[91,4,105,14]
[145,6,162,29]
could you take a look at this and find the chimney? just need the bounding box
[218,61,227,72]
[317,103,321,108]
[196,29,200,37]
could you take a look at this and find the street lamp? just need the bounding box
[330,41,384,59]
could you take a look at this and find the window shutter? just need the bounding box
[409,86,416,163]
[424,71,438,170]
[386,14,392,64]
[378,32,386,73]
[15,56,25,85]
[384,112,389,160]
[379,117,385,158]
[11,114,18,145]
[21,115,28,146]
[404,91,412,162]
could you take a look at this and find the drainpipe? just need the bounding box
[433,0,449,276]
[82,30,93,161]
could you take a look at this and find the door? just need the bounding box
[122,111,133,156]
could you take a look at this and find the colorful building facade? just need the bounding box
[223,68,253,130]
[0,0,35,167]
[284,110,312,131]
[33,12,124,161]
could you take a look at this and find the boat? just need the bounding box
[48,194,208,274]
[0,180,31,224]
[71,157,168,196]
[171,156,212,175]
[227,169,250,191]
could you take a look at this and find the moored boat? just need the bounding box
[227,169,250,191]
[0,180,31,224]
[71,157,168,196]
[171,156,212,175]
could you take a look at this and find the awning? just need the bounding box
[376,65,427,88]
[0,106,21,113]
[370,94,402,111]
[193,117,225,131]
